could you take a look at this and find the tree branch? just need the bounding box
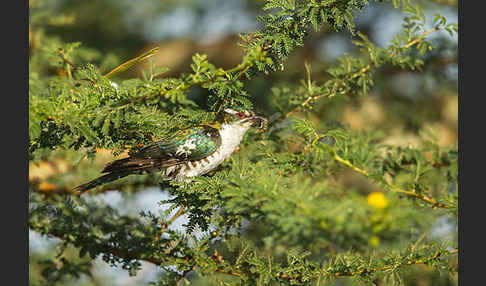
[214,248,458,280]
[155,205,186,241]
[283,27,439,119]
[332,151,452,209]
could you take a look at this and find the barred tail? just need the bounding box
[72,157,179,195]
[72,171,131,195]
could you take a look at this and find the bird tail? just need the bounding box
[72,171,132,195]
[72,157,178,195]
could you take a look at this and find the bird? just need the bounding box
[72,108,267,194]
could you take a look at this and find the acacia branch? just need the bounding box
[349,27,438,80]
[114,60,252,107]
[283,27,439,119]
[215,248,458,280]
[30,222,457,283]
[332,151,452,209]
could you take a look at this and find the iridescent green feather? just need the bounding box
[131,125,221,161]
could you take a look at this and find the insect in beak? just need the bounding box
[249,116,267,130]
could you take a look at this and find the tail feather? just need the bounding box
[102,157,179,173]
[102,157,155,173]
[72,171,131,195]
[72,157,181,195]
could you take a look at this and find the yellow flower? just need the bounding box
[367,192,389,209]
[369,235,380,247]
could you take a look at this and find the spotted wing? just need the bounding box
[81,125,222,191]
[130,125,221,162]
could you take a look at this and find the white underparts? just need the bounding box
[162,122,252,181]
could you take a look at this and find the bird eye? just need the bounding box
[236,112,246,118]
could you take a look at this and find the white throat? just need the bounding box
[218,122,251,159]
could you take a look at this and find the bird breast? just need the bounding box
[165,123,250,181]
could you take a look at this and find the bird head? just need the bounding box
[221,107,267,130]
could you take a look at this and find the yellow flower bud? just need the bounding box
[369,235,380,247]
[367,192,389,209]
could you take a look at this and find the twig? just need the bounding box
[332,151,451,209]
[283,27,439,119]
[115,62,251,107]
[155,205,186,241]
[301,135,323,156]
[104,47,159,79]
[216,248,458,280]
[284,93,335,118]
[348,27,438,80]
[59,49,78,79]
[402,27,438,49]
[342,248,458,276]
[59,49,78,70]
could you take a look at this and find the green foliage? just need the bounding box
[29,0,458,285]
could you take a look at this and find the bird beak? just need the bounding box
[248,116,267,130]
